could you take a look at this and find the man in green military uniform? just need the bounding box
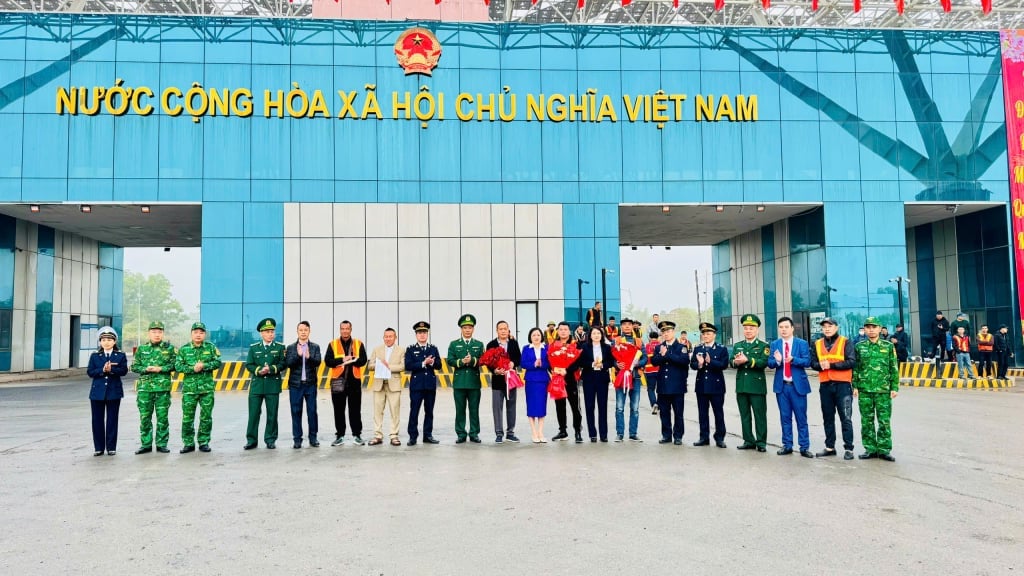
[131,321,176,455]
[447,314,485,443]
[853,317,899,462]
[175,322,222,453]
[730,314,770,452]
[244,318,287,450]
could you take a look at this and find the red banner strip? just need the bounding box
[1000,30,1024,335]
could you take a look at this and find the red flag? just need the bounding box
[762,0,770,8]
[940,0,951,11]
[435,0,441,4]
[812,0,818,9]
[854,0,861,11]
[894,0,903,13]
[981,0,991,12]
[578,0,584,7]
[622,0,631,5]
[715,0,725,10]
[673,0,679,6]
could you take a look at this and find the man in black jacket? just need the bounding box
[930,311,950,364]
[891,323,910,363]
[995,324,1015,379]
[486,320,522,444]
[284,321,322,448]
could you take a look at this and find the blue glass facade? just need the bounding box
[0,15,1016,361]
[33,225,54,369]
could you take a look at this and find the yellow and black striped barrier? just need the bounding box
[166,361,657,392]
[900,377,1014,390]
[898,361,1006,380]
[1008,368,1024,378]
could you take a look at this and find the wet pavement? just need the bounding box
[2,376,1021,575]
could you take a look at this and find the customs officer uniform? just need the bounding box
[130,321,176,454]
[175,322,221,453]
[447,314,485,443]
[650,321,689,444]
[853,317,899,462]
[244,318,287,449]
[730,314,769,452]
[690,322,729,448]
[405,321,441,445]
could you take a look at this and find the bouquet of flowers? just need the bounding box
[547,340,580,400]
[612,340,641,391]
[480,346,521,398]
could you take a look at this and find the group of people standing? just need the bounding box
[929,311,1014,379]
[86,305,900,463]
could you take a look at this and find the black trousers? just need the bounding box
[555,378,583,434]
[581,380,609,440]
[819,382,854,451]
[978,351,993,377]
[657,393,684,440]
[696,392,726,442]
[997,351,1011,379]
[407,389,436,440]
[331,385,362,438]
[91,399,120,452]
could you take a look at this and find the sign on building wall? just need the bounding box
[1000,30,1024,329]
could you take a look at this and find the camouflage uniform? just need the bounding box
[853,333,899,456]
[130,330,176,450]
[175,325,222,448]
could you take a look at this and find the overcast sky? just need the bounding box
[124,245,712,317]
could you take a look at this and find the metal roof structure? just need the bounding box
[0,0,1022,30]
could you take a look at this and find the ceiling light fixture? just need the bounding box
[662,205,670,214]
[80,205,92,213]
[140,205,151,214]
[756,205,766,212]
[29,204,40,213]
[715,205,725,213]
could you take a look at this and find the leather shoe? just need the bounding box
[777,447,793,455]
[266,443,276,449]
[456,437,467,444]
[198,445,211,453]
[858,452,877,460]
[408,438,418,446]
[673,439,682,445]
[574,433,583,444]
[243,443,257,450]
[180,445,196,454]
[843,450,854,460]
[599,437,608,443]
[756,446,767,452]
[293,442,302,449]
[736,443,755,450]
[693,440,710,447]
[878,453,896,462]
[816,449,837,458]
[658,437,672,444]
[135,446,152,455]
[715,441,727,449]
[552,431,568,442]
[156,447,170,453]
[469,436,481,444]
[424,437,439,444]
[800,449,815,458]
[310,441,320,448]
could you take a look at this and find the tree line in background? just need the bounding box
[121,272,198,353]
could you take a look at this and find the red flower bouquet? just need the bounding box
[480,346,522,398]
[547,341,580,400]
[612,341,642,390]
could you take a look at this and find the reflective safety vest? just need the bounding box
[954,335,970,353]
[605,326,620,339]
[329,338,363,380]
[977,333,993,352]
[644,341,659,374]
[815,336,853,383]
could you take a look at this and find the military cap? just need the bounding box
[740,314,761,327]
[148,321,165,330]
[620,318,633,324]
[257,317,277,332]
[413,321,431,332]
[819,317,837,326]
[699,321,717,333]
[458,314,476,327]
[547,320,556,327]
[191,322,207,332]
[658,320,676,331]
[863,316,882,327]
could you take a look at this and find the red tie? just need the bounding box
[784,342,792,380]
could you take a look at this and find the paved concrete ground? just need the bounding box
[2,376,1021,575]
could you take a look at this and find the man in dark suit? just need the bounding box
[651,321,690,445]
[486,320,522,444]
[284,320,322,449]
[767,316,814,458]
[690,322,729,448]
[405,321,441,446]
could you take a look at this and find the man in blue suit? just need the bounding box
[767,317,814,458]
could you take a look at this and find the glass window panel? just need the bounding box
[202,239,244,304]
[780,122,820,180]
[980,206,1008,249]
[0,21,25,61]
[160,21,205,64]
[663,122,702,181]
[816,50,855,74]
[24,16,72,62]
[542,122,578,181]
[113,116,158,179]
[420,121,460,181]
[23,115,68,179]
[243,239,284,303]
[204,117,251,180]
[290,116,335,181]
[500,30,540,70]
[738,72,780,121]
[622,122,660,182]
[578,30,620,71]
[0,115,22,178]
[22,59,70,114]
[855,73,896,122]
[958,250,983,309]
[0,60,25,113]
[983,248,1011,308]
[826,247,868,311]
[955,211,984,253]
[823,202,865,247]
[778,72,820,121]
[540,29,577,72]
[702,122,742,180]
[200,302,244,358]
[202,202,243,238]
[67,115,113,178]
[579,122,622,183]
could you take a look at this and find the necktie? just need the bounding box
[784,342,792,380]
[300,343,306,381]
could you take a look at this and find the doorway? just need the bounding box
[69,315,80,368]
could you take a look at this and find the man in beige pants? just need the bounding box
[367,328,406,446]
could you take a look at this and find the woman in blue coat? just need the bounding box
[575,326,616,442]
[521,327,550,443]
[87,326,129,456]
